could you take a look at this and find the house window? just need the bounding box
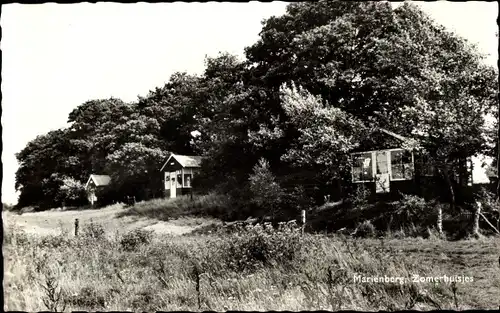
[184,174,192,187]
[391,150,413,180]
[177,172,183,188]
[376,151,388,174]
[352,152,373,182]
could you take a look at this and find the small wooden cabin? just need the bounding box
[350,128,475,201]
[85,174,111,206]
[351,128,418,196]
[159,154,202,198]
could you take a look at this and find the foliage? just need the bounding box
[119,229,154,251]
[56,177,87,206]
[200,222,306,273]
[354,220,376,238]
[81,220,106,241]
[7,222,496,311]
[390,194,434,228]
[248,158,284,218]
[3,202,15,211]
[119,193,232,221]
[13,1,498,217]
[279,84,366,181]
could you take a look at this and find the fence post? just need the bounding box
[301,209,306,235]
[437,206,443,236]
[473,202,481,237]
[74,218,79,237]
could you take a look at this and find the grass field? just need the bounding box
[3,200,500,311]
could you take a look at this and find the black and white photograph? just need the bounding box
[2,1,499,311]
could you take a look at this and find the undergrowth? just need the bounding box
[4,220,479,311]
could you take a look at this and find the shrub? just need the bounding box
[354,220,376,238]
[386,194,436,236]
[476,187,500,231]
[199,221,307,273]
[81,221,106,240]
[67,286,106,309]
[39,234,72,249]
[248,158,284,219]
[120,229,154,251]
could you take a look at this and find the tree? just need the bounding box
[15,129,75,209]
[249,158,284,218]
[105,142,167,201]
[239,1,498,204]
[56,177,87,207]
[279,84,366,180]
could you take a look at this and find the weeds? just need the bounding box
[3,220,498,311]
[40,272,66,312]
[119,229,153,251]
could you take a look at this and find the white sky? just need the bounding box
[2,1,498,205]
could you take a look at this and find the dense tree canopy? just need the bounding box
[14,1,498,210]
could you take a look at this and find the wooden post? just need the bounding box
[301,210,306,235]
[437,206,443,236]
[74,218,79,237]
[473,202,481,237]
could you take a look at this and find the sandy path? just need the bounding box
[3,205,219,237]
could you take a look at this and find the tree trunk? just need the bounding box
[443,167,456,211]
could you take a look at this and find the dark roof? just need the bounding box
[160,154,203,171]
[85,174,111,188]
[378,128,409,142]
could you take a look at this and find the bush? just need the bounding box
[38,234,72,249]
[197,221,307,273]
[81,221,106,240]
[120,229,154,251]
[354,220,376,238]
[67,286,106,309]
[248,158,284,218]
[385,194,436,236]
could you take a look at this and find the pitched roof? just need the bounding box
[378,128,408,142]
[85,174,111,188]
[160,154,203,171]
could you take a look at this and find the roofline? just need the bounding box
[160,153,203,171]
[160,154,175,172]
[85,174,111,188]
[84,175,94,189]
[378,128,408,142]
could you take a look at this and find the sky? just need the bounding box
[2,1,499,205]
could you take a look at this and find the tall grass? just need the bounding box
[117,193,231,221]
[4,221,474,311]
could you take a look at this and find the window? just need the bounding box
[352,152,373,182]
[177,172,183,188]
[184,174,192,187]
[376,151,388,174]
[390,150,413,180]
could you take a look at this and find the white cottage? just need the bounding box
[85,174,111,206]
[159,154,202,198]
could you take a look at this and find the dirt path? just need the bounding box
[3,204,220,237]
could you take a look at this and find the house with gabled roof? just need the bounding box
[350,128,477,201]
[159,153,203,198]
[85,174,111,206]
